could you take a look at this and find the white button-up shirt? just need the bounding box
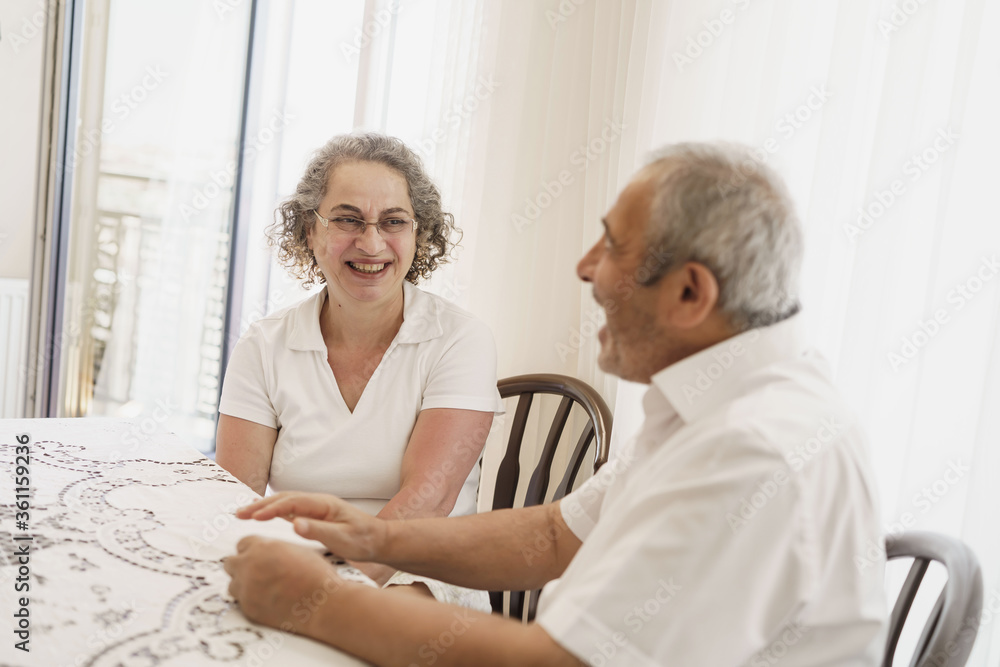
[536,315,887,666]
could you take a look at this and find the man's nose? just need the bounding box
[577,239,600,283]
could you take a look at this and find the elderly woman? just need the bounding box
[216,133,501,605]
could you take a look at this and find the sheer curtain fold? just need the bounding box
[437,0,640,396]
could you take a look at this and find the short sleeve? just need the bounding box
[536,443,812,666]
[559,436,643,541]
[421,318,503,414]
[218,326,279,429]
[558,460,616,541]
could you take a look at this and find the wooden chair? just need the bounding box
[883,531,983,667]
[488,373,613,621]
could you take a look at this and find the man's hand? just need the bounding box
[223,536,347,636]
[225,501,587,666]
[237,494,579,595]
[236,492,388,562]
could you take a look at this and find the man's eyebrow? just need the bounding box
[601,217,615,242]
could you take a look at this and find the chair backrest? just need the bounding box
[883,531,983,667]
[488,373,612,621]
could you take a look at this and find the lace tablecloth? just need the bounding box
[0,419,370,667]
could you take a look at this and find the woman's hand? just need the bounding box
[224,537,346,636]
[236,492,388,563]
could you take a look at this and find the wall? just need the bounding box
[0,0,48,280]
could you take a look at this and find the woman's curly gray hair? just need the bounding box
[267,132,459,287]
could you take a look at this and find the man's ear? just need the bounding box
[657,261,720,330]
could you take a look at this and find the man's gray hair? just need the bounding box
[641,142,803,331]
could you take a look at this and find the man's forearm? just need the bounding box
[309,579,581,667]
[357,486,454,587]
[377,503,578,592]
[235,493,580,593]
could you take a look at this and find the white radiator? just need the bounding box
[0,278,29,418]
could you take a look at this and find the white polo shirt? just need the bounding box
[536,315,887,666]
[218,281,503,516]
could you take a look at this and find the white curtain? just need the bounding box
[370,1,1000,663]
[256,0,999,662]
[637,3,1000,664]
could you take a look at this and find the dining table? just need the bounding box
[0,418,372,667]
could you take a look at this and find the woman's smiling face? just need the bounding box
[307,161,416,305]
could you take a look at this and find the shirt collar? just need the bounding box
[396,282,445,344]
[653,314,808,424]
[286,282,444,352]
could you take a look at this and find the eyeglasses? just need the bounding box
[314,210,417,236]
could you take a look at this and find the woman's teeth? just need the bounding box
[348,262,386,274]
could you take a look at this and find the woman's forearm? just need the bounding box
[375,503,580,592]
[359,477,463,586]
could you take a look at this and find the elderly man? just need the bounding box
[224,143,886,666]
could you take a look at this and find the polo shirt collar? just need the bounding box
[396,281,445,344]
[653,314,807,424]
[286,282,444,352]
